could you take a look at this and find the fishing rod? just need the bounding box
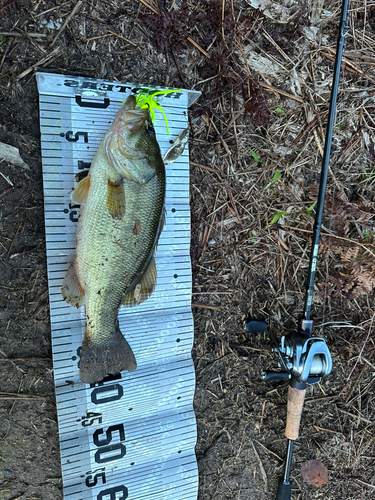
[245,0,349,498]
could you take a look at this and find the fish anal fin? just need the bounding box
[123,256,157,307]
[107,179,125,220]
[72,176,90,205]
[61,259,84,308]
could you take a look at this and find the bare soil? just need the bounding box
[1,1,375,499]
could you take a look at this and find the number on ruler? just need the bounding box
[91,381,123,405]
[86,471,106,487]
[63,203,80,223]
[97,485,128,500]
[61,131,89,142]
[93,424,126,464]
[80,412,103,427]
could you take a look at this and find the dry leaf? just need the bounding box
[0,142,29,169]
[301,460,328,488]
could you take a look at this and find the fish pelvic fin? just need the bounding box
[61,259,84,308]
[79,322,137,384]
[72,175,90,205]
[107,179,125,219]
[123,255,157,307]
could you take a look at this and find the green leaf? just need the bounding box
[270,211,289,225]
[306,201,317,215]
[363,230,371,242]
[250,150,259,162]
[266,170,281,189]
[272,170,281,183]
[276,108,284,114]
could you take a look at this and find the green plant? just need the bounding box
[250,150,259,162]
[266,170,281,189]
[361,168,375,182]
[306,201,317,216]
[270,210,289,225]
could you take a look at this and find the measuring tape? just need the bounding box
[36,72,200,500]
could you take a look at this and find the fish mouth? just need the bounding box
[114,95,150,133]
[124,108,149,132]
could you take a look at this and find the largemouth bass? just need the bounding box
[61,95,165,384]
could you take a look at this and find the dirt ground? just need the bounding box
[1,0,375,499]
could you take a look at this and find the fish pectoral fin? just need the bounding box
[72,175,90,205]
[107,179,125,220]
[61,259,84,308]
[123,256,157,307]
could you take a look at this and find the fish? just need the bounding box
[61,95,166,384]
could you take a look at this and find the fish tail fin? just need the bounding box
[79,322,137,384]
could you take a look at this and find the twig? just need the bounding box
[209,117,232,155]
[0,392,45,400]
[190,161,223,176]
[80,13,107,24]
[272,230,290,251]
[327,46,375,84]
[254,439,283,461]
[187,36,210,58]
[338,409,373,425]
[313,425,345,436]
[9,375,24,415]
[223,108,245,135]
[0,37,13,71]
[227,188,243,229]
[51,0,84,46]
[261,28,293,64]
[251,441,268,492]
[16,47,61,80]
[322,50,375,85]
[0,32,46,38]
[313,128,324,157]
[137,0,159,14]
[192,303,220,311]
[281,225,375,257]
[258,81,304,103]
[107,30,137,47]
[0,186,13,199]
[7,222,21,256]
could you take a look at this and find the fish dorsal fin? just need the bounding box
[72,176,90,205]
[61,259,84,308]
[122,256,157,307]
[107,179,125,220]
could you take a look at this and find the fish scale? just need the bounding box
[36,72,200,500]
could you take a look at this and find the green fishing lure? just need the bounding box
[134,88,182,134]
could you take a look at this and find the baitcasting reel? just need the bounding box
[264,321,332,386]
[244,319,332,387]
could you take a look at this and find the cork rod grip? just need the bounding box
[285,386,306,440]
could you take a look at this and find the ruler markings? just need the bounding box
[37,73,199,500]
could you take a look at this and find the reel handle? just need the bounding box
[285,386,306,440]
